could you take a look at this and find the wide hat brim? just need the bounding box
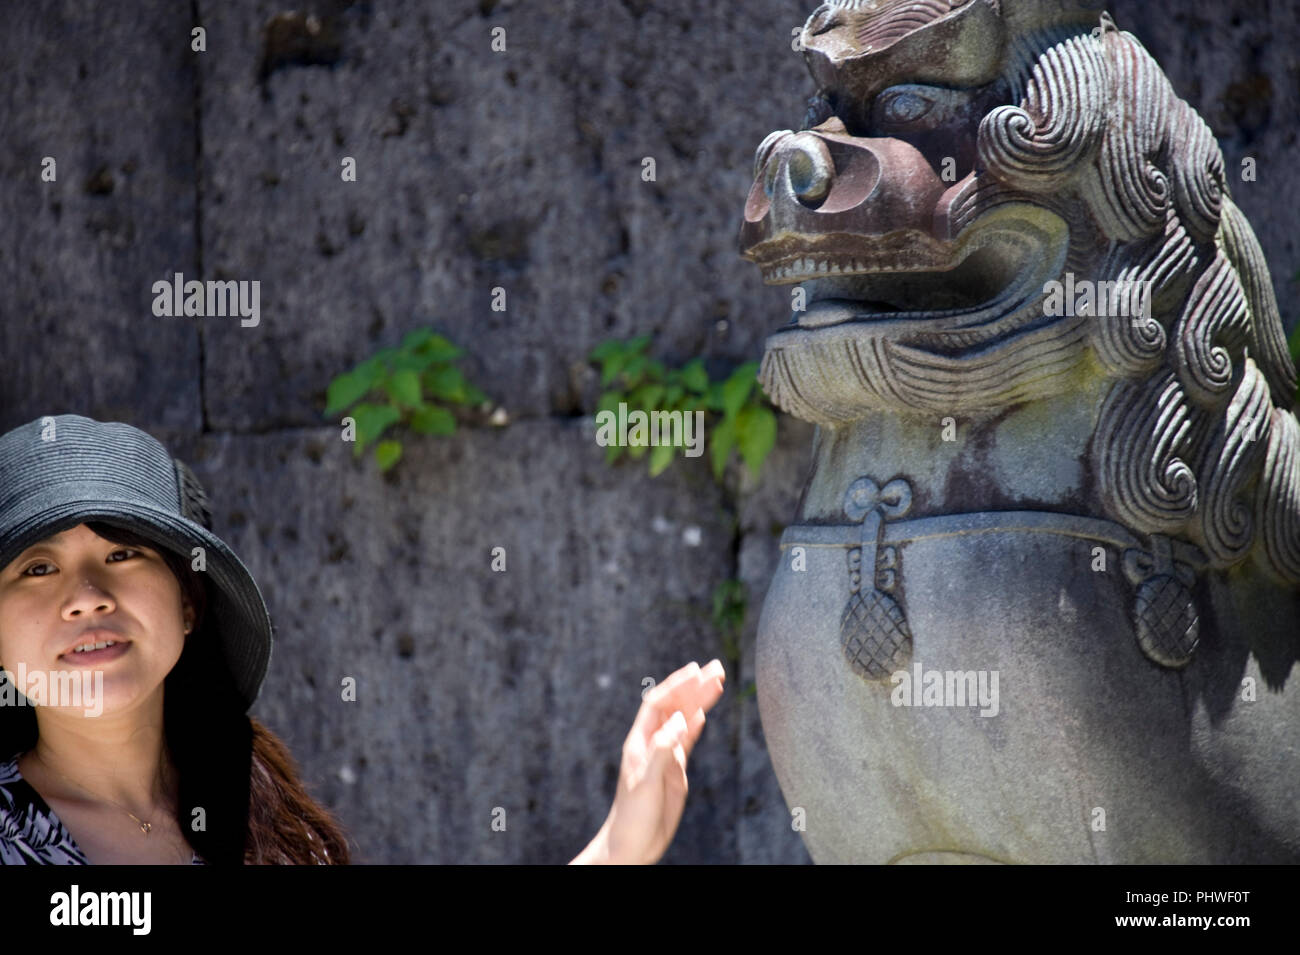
[0,499,273,712]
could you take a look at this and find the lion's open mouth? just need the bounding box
[753,207,1071,341]
[794,242,1022,325]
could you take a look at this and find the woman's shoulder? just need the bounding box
[0,751,28,812]
[0,751,89,865]
[0,751,21,786]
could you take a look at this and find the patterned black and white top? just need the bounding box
[0,754,205,865]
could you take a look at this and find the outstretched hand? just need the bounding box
[570,659,726,865]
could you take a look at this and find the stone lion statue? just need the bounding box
[740,0,1300,863]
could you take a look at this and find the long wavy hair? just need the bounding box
[0,520,352,865]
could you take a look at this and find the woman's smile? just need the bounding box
[57,625,130,661]
[59,639,132,666]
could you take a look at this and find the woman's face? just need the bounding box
[0,523,191,715]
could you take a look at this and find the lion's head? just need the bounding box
[739,0,1300,588]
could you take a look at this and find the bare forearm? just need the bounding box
[569,821,613,864]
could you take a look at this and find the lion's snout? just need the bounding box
[740,123,951,274]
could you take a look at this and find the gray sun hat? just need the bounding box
[0,414,272,710]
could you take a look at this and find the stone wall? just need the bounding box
[0,0,1294,863]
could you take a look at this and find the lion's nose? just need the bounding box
[755,131,834,206]
[752,129,791,182]
[740,128,948,261]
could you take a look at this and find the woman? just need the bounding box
[0,414,724,865]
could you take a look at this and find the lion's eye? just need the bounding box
[880,90,933,125]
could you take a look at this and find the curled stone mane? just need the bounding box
[756,11,1300,589]
[1076,19,1299,586]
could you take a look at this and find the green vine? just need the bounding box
[323,327,489,472]
[711,578,756,701]
[711,578,745,668]
[588,335,778,480]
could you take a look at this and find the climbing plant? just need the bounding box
[588,335,778,480]
[711,578,758,701]
[323,327,489,472]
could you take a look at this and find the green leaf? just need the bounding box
[589,339,624,363]
[623,354,648,386]
[736,404,777,478]
[664,384,684,407]
[705,381,727,413]
[389,350,436,374]
[355,355,385,379]
[633,384,665,410]
[626,334,652,355]
[605,441,625,465]
[711,579,746,629]
[324,368,376,417]
[645,359,667,382]
[401,328,434,352]
[649,442,675,477]
[374,439,403,472]
[385,369,423,408]
[425,364,468,403]
[681,359,709,394]
[722,362,759,418]
[465,382,490,405]
[601,351,630,387]
[350,403,402,453]
[710,414,737,481]
[597,390,623,418]
[410,405,457,436]
[415,334,463,363]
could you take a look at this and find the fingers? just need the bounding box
[653,711,689,787]
[657,710,688,746]
[629,664,697,744]
[635,659,726,736]
[654,659,726,706]
[681,706,708,758]
[626,660,727,771]
[651,661,706,705]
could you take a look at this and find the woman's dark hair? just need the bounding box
[0,521,351,865]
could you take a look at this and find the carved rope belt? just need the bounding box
[778,475,1208,679]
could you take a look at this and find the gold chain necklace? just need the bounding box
[32,750,167,836]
